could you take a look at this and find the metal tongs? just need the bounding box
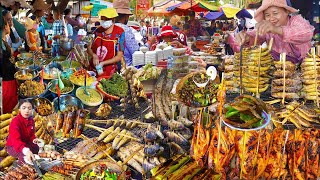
[32,159,43,177]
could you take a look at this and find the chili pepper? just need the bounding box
[240,113,254,122]
[225,106,239,118]
[252,119,264,128]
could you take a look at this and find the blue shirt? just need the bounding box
[116,23,140,66]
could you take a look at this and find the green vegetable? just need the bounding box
[240,113,253,122]
[252,119,264,127]
[194,93,203,98]
[225,106,239,118]
[242,97,253,104]
[100,73,128,97]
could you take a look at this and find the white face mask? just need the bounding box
[101,20,113,29]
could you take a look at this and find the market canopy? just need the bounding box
[166,0,220,14]
[205,8,252,20]
[148,0,182,16]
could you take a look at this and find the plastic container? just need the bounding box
[172,55,189,63]
[172,61,189,69]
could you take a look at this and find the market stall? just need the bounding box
[1,6,320,180]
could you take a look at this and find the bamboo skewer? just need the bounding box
[278,130,289,180]
[239,45,244,95]
[240,131,247,179]
[252,130,261,178]
[81,134,119,166]
[268,38,274,51]
[85,124,141,141]
[281,53,286,105]
[311,47,319,107]
[256,46,262,98]
[86,119,149,125]
[254,32,259,47]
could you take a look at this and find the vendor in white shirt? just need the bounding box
[3,10,22,55]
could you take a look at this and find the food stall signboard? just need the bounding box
[136,0,150,11]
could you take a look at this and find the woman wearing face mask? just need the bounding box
[229,0,314,64]
[25,17,42,51]
[6,99,42,165]
[87,8,125,77]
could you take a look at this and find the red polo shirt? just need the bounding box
[6,113,36,153]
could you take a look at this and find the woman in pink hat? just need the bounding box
[230,0,314,64]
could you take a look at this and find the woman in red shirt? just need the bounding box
[6,99,40,164]
[87,8,125,77]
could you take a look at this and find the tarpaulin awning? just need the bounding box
[204,11,225,20]
[220,4,241,18]
[166,0,219,13]
[236,9,253,19]
[205,8,252,20]
[148,0,182,16]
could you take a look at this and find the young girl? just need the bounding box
[6,99,40,164]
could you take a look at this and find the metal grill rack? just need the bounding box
[56,99,150,151]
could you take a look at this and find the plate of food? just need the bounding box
[52,95,84,112]
[59,60,82,70]
[14,69,39,82]
[49,79,74,95]
[96,74,128,100]
[176,72,219,107]
[34,58,52,67]
[15,60,33,69]
[19,80,46,98]
[76,87,103,106]
[17,53,33,60]
[40,63,63,80]
[76,160,125,180]
[32,97,53,116]
[222,95,271,131]
[70,69,96,87]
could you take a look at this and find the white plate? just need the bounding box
[206,66,217,80]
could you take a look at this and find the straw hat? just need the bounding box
[254,0,298,22]
[32,0,51,11]
[98,8,118,18]
[159,26,177,38]
[113,0,132,15]
[25,17,36,30]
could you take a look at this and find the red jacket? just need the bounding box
[6,113,36,153]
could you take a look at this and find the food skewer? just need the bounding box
[256,46,262,98]
[216,73,225,172]
[311,47,319,107]
[80,134,118,166]
[239,45,243,95]
[85,124,141,141]
[281,53,286,105]
[268,38,274,51]
[254,32,259,47]
[86,119,149,125]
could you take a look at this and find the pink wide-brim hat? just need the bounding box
[254,0,299,22]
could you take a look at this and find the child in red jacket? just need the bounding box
[6,99,40,164]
